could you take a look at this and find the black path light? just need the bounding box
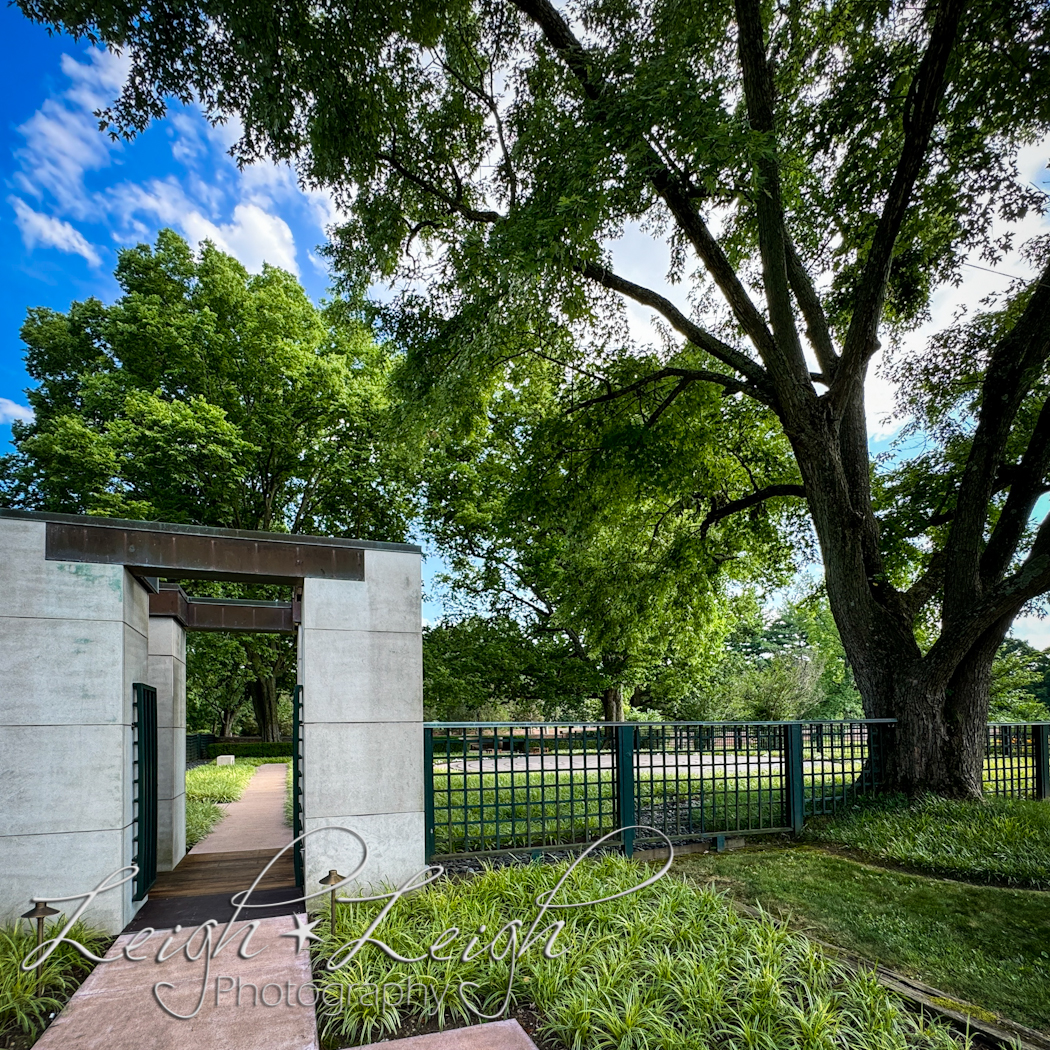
[318,870,346,933]
[21,901,59,995]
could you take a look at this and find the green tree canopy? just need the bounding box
[420,359,804,719]
[2,229,416,739]
[15,0,1050,794]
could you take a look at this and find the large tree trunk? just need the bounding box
[602,684,623,723]
[249,675,281,742]
[788,401,1011,801]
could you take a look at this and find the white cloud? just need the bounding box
[1011,615,1050,651]
[0,398,34,425]
[13,49,130,218]
[104,178,299,274]
[9,196,102,267]
[11,49,307,280]
[184,203,299,275]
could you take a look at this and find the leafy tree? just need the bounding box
[186,633,251,736]
[421,366,800,722]
[989,637,1050,723]
[685,593,862,722]
[16,0,1050,795]
[423,614,606,720]
[2,230,415,738]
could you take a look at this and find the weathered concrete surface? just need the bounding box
[33,914,318,1050]
[0,516,149,933]
[298,551,425,902]
[349,1020,538,1050]
[191,764,292,855]
[149,615,187,873]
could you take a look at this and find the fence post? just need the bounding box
[1035,724,1050,801]
[423,727,436,862]
[615,724,637,857]
[784,722,805,835]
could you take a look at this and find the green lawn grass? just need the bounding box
[312,855,966,1050]
[803,793,1050,888]
[672,844,1050,1033]
[431,763,867,855]
[432,755,1045,859]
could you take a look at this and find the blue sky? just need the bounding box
[0,6,338,445]
[1,4,1048,643]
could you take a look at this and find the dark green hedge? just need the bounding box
[206,742,294,758]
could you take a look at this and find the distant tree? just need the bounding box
[2,230,415,739]
[423,615,607,721]
[989,638,1050,723]
[421,365,801,722]
[186,633,251,737]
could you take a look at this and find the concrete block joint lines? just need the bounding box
[0,510,424,933]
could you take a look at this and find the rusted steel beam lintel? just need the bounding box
[148,589,295,633]
[46,522,364,584]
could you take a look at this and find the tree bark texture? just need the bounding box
[249,675,281,742]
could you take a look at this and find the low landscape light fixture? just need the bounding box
[22,901,59,994]
[318,870,345,931]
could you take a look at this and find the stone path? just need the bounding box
[35,914,318,1050]
[36,761,316,1050]
[191,762,292,854]
[350,1020,538,1050]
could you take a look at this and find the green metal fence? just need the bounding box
[424,719,1050,862]
[424,719,895,861]
[185,732,215,764]
[131,683,158,900]
[985,722,1050,799]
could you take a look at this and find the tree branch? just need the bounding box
[944,257,1050,617]
[700,484,807,537]
[511,0,781,371]
[571,367,764,414]
[903,552,946,617]
[577,259,771,393]
[377,151,504,224]
[832,0,967,412]
[786,237,838,376]
[980,394,1050,586]
[734,0,811,400]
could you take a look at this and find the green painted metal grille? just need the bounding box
[425,719,1048,864]
[426,724,619,859]
[425,720,894,861]
[131,683,158,901]
[292,684,305,887]
[804,720,892,816]
[985,723,1050,798]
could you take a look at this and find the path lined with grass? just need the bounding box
[185,757,290,848]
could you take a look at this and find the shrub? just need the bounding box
[206,741,293,758]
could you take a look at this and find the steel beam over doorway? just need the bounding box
[149,584,297,634]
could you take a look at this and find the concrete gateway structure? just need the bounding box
[0,509,424,933]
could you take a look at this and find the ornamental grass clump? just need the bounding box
[311,855,968,1050]
[0,918,109,1043]
[184,760,262,804]
[805,794,1050,888]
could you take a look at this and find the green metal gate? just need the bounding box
[131,683,158,900]
[292,684,305,887]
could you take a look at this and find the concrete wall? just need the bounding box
[0,517,149,934]
[147,616,186,872]
[299,549,425,901]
